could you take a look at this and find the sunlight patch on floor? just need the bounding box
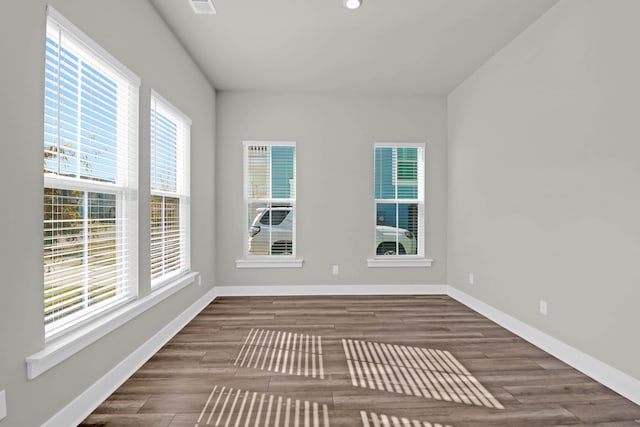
[343,339,503,409]
[234,328,325,379]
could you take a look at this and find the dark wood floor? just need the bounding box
[80,295,640,426]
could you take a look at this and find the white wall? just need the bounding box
[0,1,215,425]
[448,0,640,381]
[216,92,447,287]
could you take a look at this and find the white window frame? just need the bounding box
[43,7,140,339]
[236,141,302,269]
[150,90,192,288]
[368,142,432,268]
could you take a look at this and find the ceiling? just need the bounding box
[149,0,558,94]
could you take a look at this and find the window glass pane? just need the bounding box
[44,35,119,183]
[247,145,270,199]
[86,192,118,305]
[397,148,418,199]
[375,202,399,255]
[248,202,269,255]
[272,146,295,199]
[375,202,418,256]
[150,108,178,192]
[164,198,181,270]
[79,61,118,182]
[150,195,163,278]
[44,189,117,325]
[375,147,418,200]
[374,147,395,200]
[398,203,418,255]
[151,195,181,280]
[44,188,83,325]
[248,204,294,256]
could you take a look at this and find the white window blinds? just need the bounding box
[374,143,425,257]
[43,7,139,338]
[244,142,296,257]
[150,91,191,286]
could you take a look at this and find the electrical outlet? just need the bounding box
[0,389,7,421]
[468,273,474,285]
[332,265,339,275]
[197,275,202,286]
[539,300,548,316]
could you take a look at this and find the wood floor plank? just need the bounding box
[79,295,640,426]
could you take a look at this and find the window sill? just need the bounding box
[26,271,199,380]
[236,258,304,269]
[367,258,433,268]
[152,269,197,290]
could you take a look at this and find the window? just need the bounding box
[43,8,139,338]
[150,92,191,286]
[243,142,297,259]
[373,143,425,258]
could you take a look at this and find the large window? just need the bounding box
[373,143,425,257]
[243,142,296,257]
[150,92,191,286]
[43,9,139,338]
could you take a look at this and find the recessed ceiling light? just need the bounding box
[343,0,363,10]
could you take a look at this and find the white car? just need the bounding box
[375,224,416,255]
[248,206,294,255]
[248,206,416,256]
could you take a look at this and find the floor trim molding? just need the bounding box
[213,284,448,296]
[447,286,640,406]
[42,288,218,427]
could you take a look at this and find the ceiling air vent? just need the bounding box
[190,0,216,14]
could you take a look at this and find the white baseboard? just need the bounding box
[41,288,218,427]
[447,286,640,406]
[213,284,448,297]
